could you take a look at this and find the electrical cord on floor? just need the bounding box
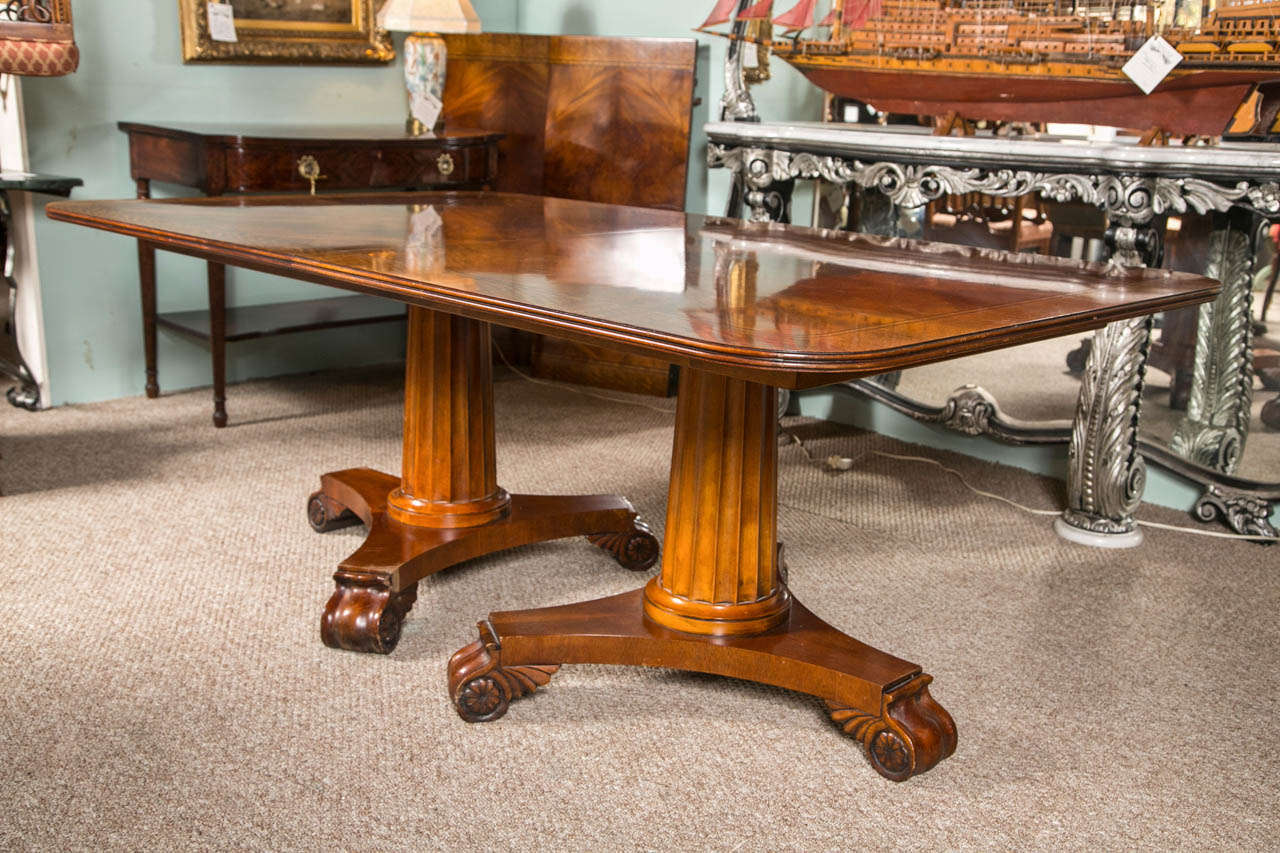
[781,429,1277,543]
[487,350,1273,544]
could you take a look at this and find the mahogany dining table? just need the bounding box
[47,191,1219,781]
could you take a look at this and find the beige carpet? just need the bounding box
[1,366,1276,850]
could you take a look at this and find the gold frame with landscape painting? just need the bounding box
[178,0,393,64]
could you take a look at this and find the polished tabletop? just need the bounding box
[47,191,1220,387]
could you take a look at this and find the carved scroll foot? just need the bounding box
[827,674,957,782]
[1192,486,1277,540]
[447,589,956,781]
[447,624,559,723]
[307,490,361,533]
[587,517,660,572]
[320,573,419,654]
[312,468,654,654]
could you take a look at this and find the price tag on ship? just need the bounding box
[1122,36,1182,95]
[207,2,238,43]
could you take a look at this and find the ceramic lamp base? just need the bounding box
[404,32,447,135]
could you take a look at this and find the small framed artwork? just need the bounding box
[178,0,394,64]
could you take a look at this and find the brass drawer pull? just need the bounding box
[297,155,326,195]
[436,152,455,176]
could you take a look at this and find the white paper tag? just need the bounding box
[207,2,238,43]
[410,89,443,130]
[742,42,759,69]
[1122,36,1182,95]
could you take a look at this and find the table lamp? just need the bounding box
[377,0,481,135]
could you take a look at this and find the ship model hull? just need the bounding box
[707,0,1280,137]
[792,60,1274,135]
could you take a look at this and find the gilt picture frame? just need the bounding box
[178,0,394,64]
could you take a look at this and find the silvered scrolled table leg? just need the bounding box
[1170,218,1255,474]
[1,190,40,410]
[1055,315,1154,548]
[743,175,794,224]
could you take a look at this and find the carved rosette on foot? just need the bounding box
[826,674,957,782]
[448,623,559,723]
[587,518,659,571]
[321,572,419,654]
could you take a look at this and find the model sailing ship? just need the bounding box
[699,0,1280,136]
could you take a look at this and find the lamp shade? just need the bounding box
[376,0,482,33]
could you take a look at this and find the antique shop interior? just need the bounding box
[2,0,1276,848]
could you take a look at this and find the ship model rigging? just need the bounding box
[699,0,1280,137]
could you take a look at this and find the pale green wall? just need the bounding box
[21,0,820,406]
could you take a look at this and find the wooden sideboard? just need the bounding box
[119,121,502,426]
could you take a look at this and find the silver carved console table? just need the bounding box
[707,120,1280,543]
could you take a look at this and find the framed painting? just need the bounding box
[178,0,394,64]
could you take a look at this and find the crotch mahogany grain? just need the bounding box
[441,33,698,395]
[46,191,1221,781]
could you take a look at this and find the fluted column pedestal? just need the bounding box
[387,309,509,528]
[643,370,788,636]
[310,307,658,654]
[448,369,957,782]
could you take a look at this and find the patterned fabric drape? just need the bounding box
[0,0,78,77]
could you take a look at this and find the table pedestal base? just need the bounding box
[448,367,957,782]
[447,590,955,782]
[310,467,657,654]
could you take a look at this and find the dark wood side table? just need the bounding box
[118,122,502,426]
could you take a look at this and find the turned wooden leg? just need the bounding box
[316,307,657,655]
[448,369,956,782]
[207,262,228,428]
[135,179,159,399]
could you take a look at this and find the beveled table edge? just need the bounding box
[45,192,1223,389]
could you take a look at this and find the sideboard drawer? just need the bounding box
[223,141,495,193]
